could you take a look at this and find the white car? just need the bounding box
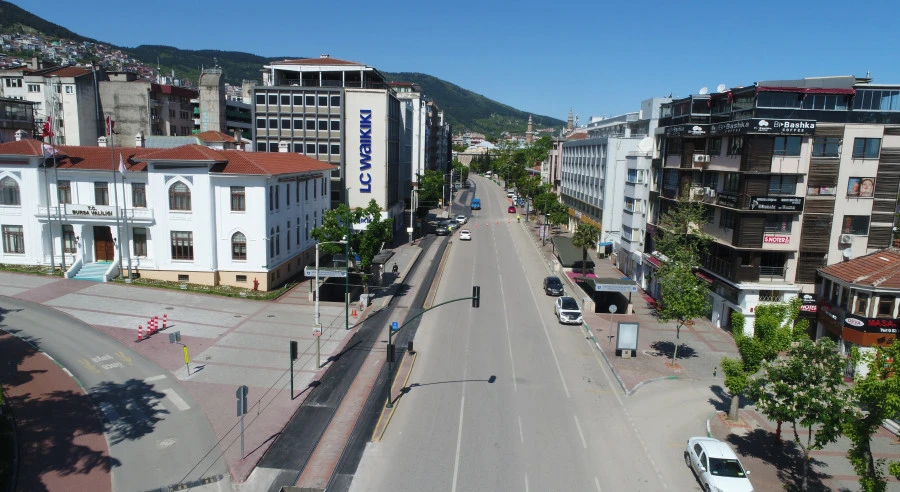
[554,296,583,325]
[459,229,472,241]
[685,437,754,492]
[455,214,467,225]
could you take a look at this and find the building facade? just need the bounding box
[99,72,199,141]
[0,137,334,291]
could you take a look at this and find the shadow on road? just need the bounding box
[400,375,497,396]
[724,428,832,491]
[90,379,169,446]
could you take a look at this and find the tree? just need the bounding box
[311,199,393,287]
[655,264,710,363]
[533,191,560,216]
[844,340,900,492]
[417,169,444,208]
[750,337,850,491]
[548,203,569,233]
[571,223,599,275]
[721,300,809,421]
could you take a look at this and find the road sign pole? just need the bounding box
[609,304,617,348]
[386,321,398,409]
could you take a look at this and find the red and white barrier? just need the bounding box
[137,324,143,341]
[163,313,167,330]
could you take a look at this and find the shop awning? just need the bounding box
[757,86,855,95]
[645,256,662,268]
[552,237,595,269]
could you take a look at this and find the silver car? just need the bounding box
[554,296,583,325]
[685,437,754,492]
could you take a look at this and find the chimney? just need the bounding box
[233,129,242,150]
[278,141,289,153]
[320,54,330,59]
[14,129,27,141]
[98,136,108,148]
[135,132,145,148]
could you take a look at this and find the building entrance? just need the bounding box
[93,226,114,261]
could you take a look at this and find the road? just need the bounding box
[1,296,229,491]
[348,175,717,491]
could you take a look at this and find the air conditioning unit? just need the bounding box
[693,154,711,163]
[839,234,854,244]
[703,187,713,196]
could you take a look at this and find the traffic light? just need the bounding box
[472,285,480,308]
[290,341,298,361]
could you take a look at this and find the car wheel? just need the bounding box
[684,451,691,468]
[704,486,711,492]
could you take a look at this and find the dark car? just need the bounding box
[508,205,516,213]
[436,220,454,236]
[543,276,564,296]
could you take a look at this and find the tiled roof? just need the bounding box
[195,131,236,143]
[0,139,44,157]
[216,150,335,175]
[140,144,226,162]
[820,248,900,289]
[41,66,93,78]
[275,57,362,66]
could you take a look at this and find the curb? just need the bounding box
[371,351,417,442]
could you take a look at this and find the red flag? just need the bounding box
[106,115,116,136]
[42,117,52,138]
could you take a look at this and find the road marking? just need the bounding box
[495,240,518,392]
[144,374,167,382]
[594,476,602,491]
[162,388,191,411]
[524,473,529,492]
[115,351,133,365]
[78,359,101,374]
[450,395,465,492]
[518,415,524,443]
[573,414,587,449]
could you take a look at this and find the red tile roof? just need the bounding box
[0,141,335,176]
[195,131,237,143]
[41,67,93,78]
[820,248,900,289]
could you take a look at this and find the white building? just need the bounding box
[0,135,334,291]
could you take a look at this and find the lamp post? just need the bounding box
[314,239,347,368]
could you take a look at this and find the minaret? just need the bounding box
[526,115,534,144]
[567,109,573,131]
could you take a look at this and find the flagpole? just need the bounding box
[52,77,65,272]
[43,141,55,274]
[109,117,124,279]
[119,155,132,280]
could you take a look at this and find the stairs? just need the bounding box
[73,261,112,282]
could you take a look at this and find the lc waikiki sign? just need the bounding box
[359,109,373,193]
[346,90,387,209]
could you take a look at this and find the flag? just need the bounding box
[105,115,116,136]
[119,153,127,175]
[42,117,52,138]
[41,143,57,158]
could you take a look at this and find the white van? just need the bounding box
[485,171,492,178]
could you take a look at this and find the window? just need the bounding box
[268,118,277,130]
[132,183,146,208]
[768,175,796,195]
[801,94,850,111]
[55,179,71,204]
[719,210,735,229]
[708,138,722,155]
[293,118,303,130]
[878,296,895,318]
[62,225,76,253]
[169,109,176,118]
[133,228,147,256]
[281,95,290,106]
[331,95,340,106]
[94,182,109,205]
[168,182,191,211]
[27,84,40,93]
[727,136,744,155]
[276,227,281,255]
[296,181,300,202]
[268,185,273,211]
[847,177,875,198]
[764,215,792,233]
[4,78,22,88]
[842,216,870,235]
[293,95,303,106]
[812,137,841,157]
[318,120,328,131]
[65,85,74,94]
[268,142,278,152]
[723,173,740,193]
[255,94,265,105]
[306,143,316,154]
[318,96,327,107]
[314,179,318,198]
[2,225,24,253]
[275,185,280,210]
[306,119,316,130]
[269,228,275,258]
[773,136,802,156]
[854,293,870,316]
[231,186,245,211]
[237,275,248,283]
[286,183,290,206]
[286,221,291,251]
[170,231,194,260]
[627,169,642,183]
[256,118,266,129]
[853,89,900,111]
[702,172,718,189]
[667,138,683,154]
[852,138,881,159]
[178,274,189,282]
[281,118,290,129]
[256,142,266,152]
[0,176,20,205]
[330,120,340,131]
[306,95,315,106]
[331,144,340,155]
[267,94,277,105]
[318,143,328,154]
[232,232,247,260]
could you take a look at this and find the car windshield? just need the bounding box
[708,458,746,478]
[560,298,579,310]
[547,278,562,288]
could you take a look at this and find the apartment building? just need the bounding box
[648,76,900,332]
[99,72,199,141]
[0,97,35,142]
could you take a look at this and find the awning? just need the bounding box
[645,256,662,268]
[371,250,395,265]
[598,241,613,247]
[695,271,714,284]
[757,86,855,95]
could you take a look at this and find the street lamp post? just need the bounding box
[314,239,347,368]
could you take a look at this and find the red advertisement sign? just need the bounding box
[764,235,790,244]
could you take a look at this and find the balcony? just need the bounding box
[37,205,154,224]
[701,253,787,284]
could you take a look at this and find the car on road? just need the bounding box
[543,276,564,296]
[516,198,525,207]
[455,214,467,225]
[685,437,753,492]
[507,190,515,198]
[554,296,583,324]
[508,205,516,213]
[459,229,472,241]
[436,220,455,236]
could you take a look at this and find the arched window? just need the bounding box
[168,182,191,211]
[232,232,247,261]
[0,176,20,206]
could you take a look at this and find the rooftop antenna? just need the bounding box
[716,83,727,93]
[698,86,709,95]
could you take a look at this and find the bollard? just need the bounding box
[163,313,167,329]
[137,324,143,342]
[407,340,414,354]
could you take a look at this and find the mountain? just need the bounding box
[0,1,565,138]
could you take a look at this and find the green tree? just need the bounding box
[721,300,808,421]
[417,169,444,208]
[845,340,900,492]
[311,199,393,284]
[533,190,560,216]
[655,264,710,363]
[750,337,850,491]
[571,223,599,274]
[548,203,569,233]
[452,143,468,153]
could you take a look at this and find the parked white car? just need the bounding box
[554,296,583,325]
[685,437,754,492]
[455,214,467,225]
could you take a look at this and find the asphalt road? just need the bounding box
[349,176,676,491]
[1,296,229,492]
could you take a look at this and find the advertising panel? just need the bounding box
[709,118,817,136]
[344,90,387,209]
[749,196,804,212]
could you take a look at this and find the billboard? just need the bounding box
[345,90,388,210]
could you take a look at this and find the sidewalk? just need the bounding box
[515,216,900,491]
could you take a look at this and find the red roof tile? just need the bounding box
[140,144,226,162]
[0,139,44,157]
[41,67,93,78]
[820,248,900,289]
[216,150,336,175]
[195,131,237,143]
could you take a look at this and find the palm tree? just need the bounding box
[572,223,599,275]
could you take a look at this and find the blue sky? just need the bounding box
[12,0,900,126]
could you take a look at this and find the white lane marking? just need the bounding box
[495,235,518,392]
[518,415,524,443]
[522,265,570,398]
[161,388,191,411]
[594,476,602,492]
[144,374,167,382]
[573,414,587,449]
[525,473,530,492]
[450,395,466,492]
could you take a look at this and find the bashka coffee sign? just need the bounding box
[751,119,816,135]
[665,124,708,137]
[844,313,900,335]
[749,196,804,212]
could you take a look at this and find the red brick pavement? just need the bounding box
[1,330,113,492]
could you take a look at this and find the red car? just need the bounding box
[508,206,516,213]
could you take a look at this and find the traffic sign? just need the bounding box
[304,268,347,278]
[609,305,618,314]
[391,321,399,331]
[313,324,322,337]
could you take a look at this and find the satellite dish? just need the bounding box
[716,83,727,93]
[843,248,853,259]
[698,87,709,95]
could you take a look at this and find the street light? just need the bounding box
[314,238,347,368]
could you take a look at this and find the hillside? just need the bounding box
[0,1,565,138]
